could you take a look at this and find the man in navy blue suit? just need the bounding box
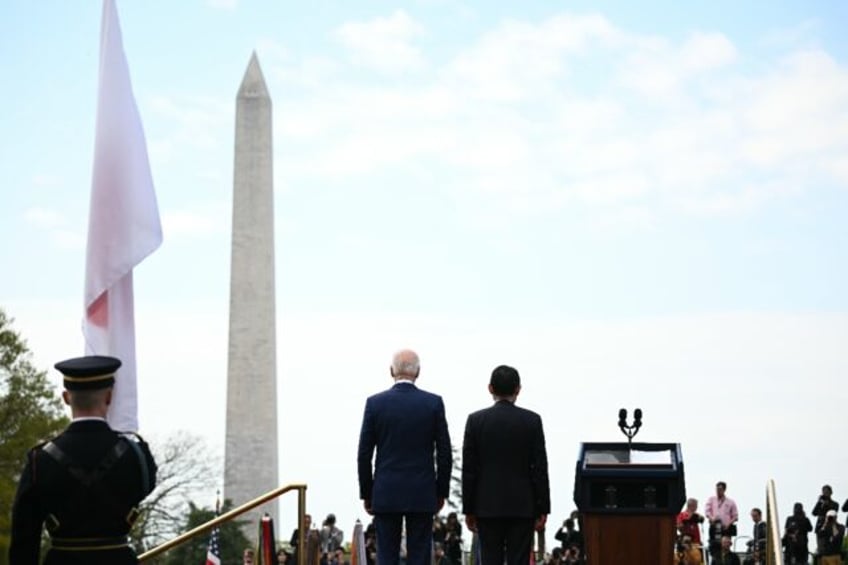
[357,349,452,565]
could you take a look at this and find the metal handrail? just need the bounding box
[138,483,307,563]
[734,534,752,552]
[766,479,784,565]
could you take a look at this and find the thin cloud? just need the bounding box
[24,207,85,249]
[335,10,426,72]
[266,13,848,222]
[24,207,63,229]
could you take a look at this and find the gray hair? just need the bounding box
[391,350,420,377]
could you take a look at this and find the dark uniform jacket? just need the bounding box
[461,400,550,518]
[9,419,157,564]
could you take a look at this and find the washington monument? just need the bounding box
[224,52,278,527]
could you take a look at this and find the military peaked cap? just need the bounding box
[54,355,121,390]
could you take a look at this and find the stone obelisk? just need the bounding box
[224,52,278,530]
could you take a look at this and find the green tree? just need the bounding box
[0,308,70,561]
[161,500,250,565]
[447,445,462,512]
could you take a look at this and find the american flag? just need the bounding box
[206,525,222,565]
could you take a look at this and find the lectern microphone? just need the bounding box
[618,408,643,445]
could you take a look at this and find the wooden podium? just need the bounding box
[573,443,686,565]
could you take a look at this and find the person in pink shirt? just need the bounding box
[704,481,739,560]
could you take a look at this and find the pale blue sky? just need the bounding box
[1,0,847,549]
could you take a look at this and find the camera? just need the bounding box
[686,513,702,524]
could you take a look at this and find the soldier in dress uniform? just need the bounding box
[9,355,157,564]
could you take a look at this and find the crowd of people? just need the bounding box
[9,351,847,565]
[671,482,848,565]
[276,482,848,565]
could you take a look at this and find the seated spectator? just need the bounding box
[548,547,564,565]
[277,549,291,564]
[562,543,583,564]
[332,548,350,565]
[676,534,703,565]
[244,548,256,565]
[742,548,762,565]
[713,536,740,565]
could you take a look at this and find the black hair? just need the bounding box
[490,365,520,396]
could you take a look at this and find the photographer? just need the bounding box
[707,520,725,562]
[815,510,845,565]
[319,514,344,554]
[813,485,839,555]
[677,498,705,546]
[782,502,812,564]
[554,518,584,555]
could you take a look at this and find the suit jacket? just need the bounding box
[751,521,766,551]
[9,419,157,565]
[462,400,550,518]
[357,382,452,513]
[713,551,741,565]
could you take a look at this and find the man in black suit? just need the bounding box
[9,355,157,564]
[747,507,766,556]
[462,365,550,565]
[357,349,452,565]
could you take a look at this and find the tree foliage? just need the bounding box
[157,500,249,565]
[0,308,69,561]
